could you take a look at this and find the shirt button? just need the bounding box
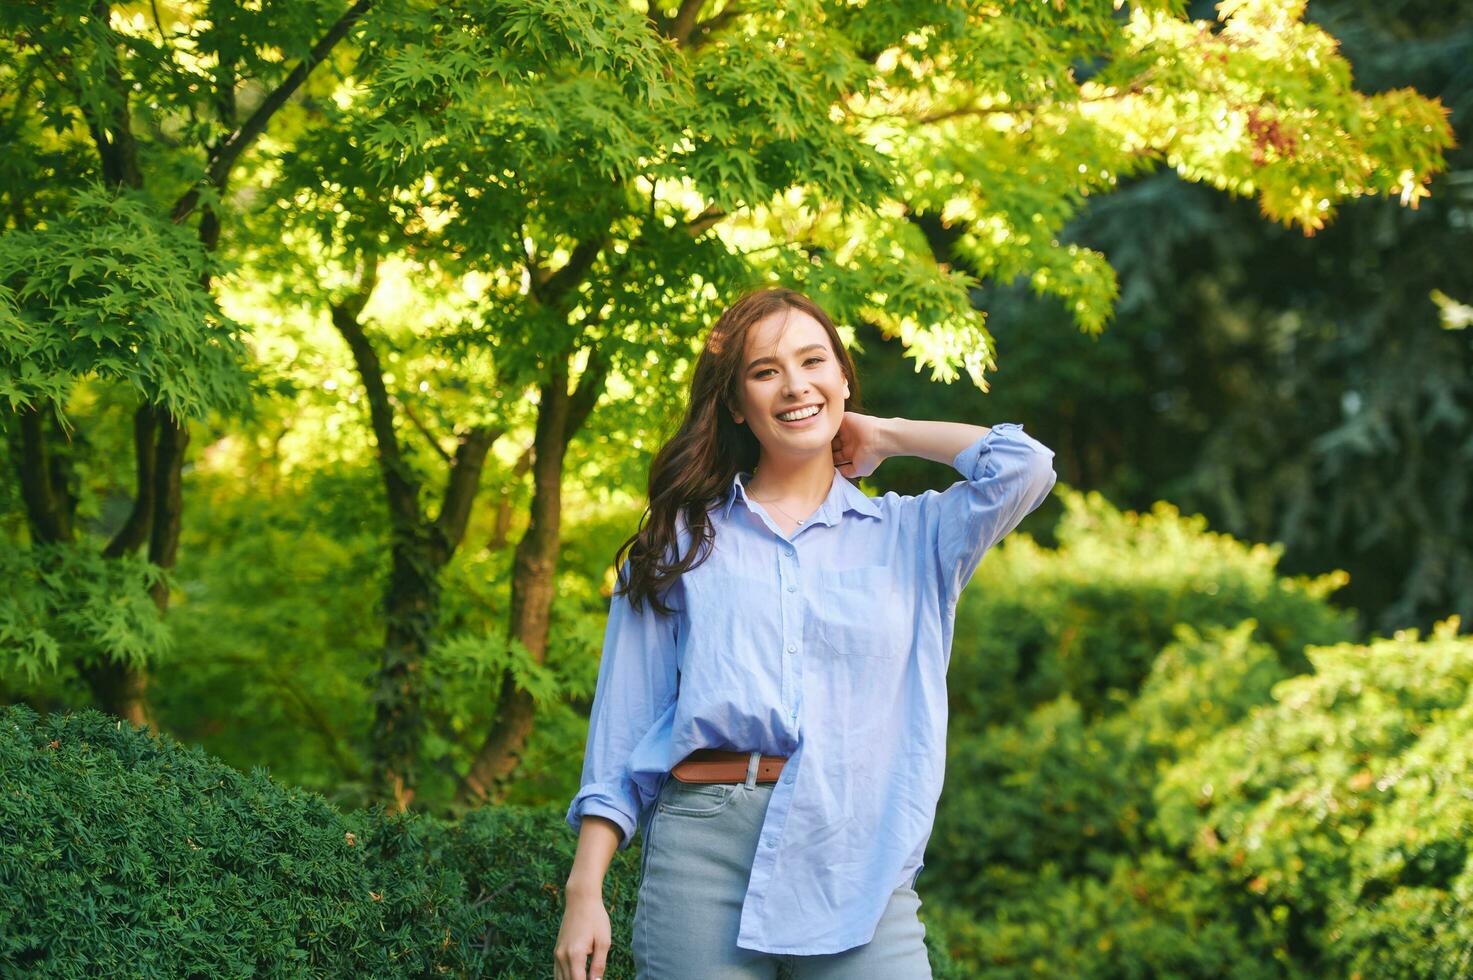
[787,585,796,593]
[787,643,796,653]
[785,548,795,557]
[763,837,776,848]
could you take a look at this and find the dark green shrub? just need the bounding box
[0,704,469,977]
[0,704,966,978]
[435,803,641,980]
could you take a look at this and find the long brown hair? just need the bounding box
[613,286,865,616]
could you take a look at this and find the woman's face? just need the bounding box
[732,307,850,462]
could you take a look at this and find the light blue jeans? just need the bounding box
[632,751,931,979]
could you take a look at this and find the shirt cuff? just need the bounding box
[567,796,638,851]
[951,422,1027,476]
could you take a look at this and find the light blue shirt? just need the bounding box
[566,423,1057,954]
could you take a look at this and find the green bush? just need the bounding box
[0,704,471,977]
[934,620,1290,912]
[925,853,1301,980]
[929,608,1473,978]
[923,489,1371,976]
[1157,618,1473,979]
[948,489,1353,733]
[928,621,1317,975]
[0,704,966,978]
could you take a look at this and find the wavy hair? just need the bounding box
[613,287,865,616]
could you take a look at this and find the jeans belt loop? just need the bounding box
[745,750,760,789]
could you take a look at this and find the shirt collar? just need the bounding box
[721,466,882,525]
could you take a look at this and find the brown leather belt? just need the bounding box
[671,748,788,784]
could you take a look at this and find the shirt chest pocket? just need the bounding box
[809,565,909,660]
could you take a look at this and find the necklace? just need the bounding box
[754,495,807,525]
[747,479,818,526]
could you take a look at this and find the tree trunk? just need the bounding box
[332,294,500,810]
[11,404,155,723]
[371,522,440,811]
[458,361,573,806]
[21,0,373,726]
[84,659,154,728]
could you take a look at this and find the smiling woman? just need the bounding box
[555,286,1057,980]
[731,307,855,527]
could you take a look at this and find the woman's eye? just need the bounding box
[754,357,823,379]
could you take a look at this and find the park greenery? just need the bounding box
[2,0,1470,975]
[5,493,1469,975]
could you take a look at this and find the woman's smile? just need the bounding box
[775,403,824,428]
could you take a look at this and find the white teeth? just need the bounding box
[777,405,821,422]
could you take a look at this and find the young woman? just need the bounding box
[554,287,1057,980]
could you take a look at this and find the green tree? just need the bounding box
[0,0,373,723]
[250,0,1452,812]
[883,0,1473,633]
[3,0,1454,812]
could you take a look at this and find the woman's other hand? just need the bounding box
[832,410,889,479]
[555,883,612,980]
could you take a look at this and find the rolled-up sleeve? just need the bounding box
[929,422,1057,609]
[565,562,680,850]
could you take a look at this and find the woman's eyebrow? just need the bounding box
[746,343,828,372]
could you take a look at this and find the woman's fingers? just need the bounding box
[590,935,609,979]
[554,929,588,979]
[556,890,615,979]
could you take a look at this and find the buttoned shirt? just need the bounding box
[566,422,1057,954]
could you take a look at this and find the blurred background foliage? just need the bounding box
[3,0,1471,975]
[866,0,1473,635]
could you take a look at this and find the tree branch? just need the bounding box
[667,0,706,46]
[566,347,611,442]
[103,403,157,558]
[537,233,612,311]
[685,202,727,236]
[390,393,454,464]
[330,302,422,530]
[170,0,374,223]
[434,425,503,558]
[12,405,70,544]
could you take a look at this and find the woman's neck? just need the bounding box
[745,452,836,504]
